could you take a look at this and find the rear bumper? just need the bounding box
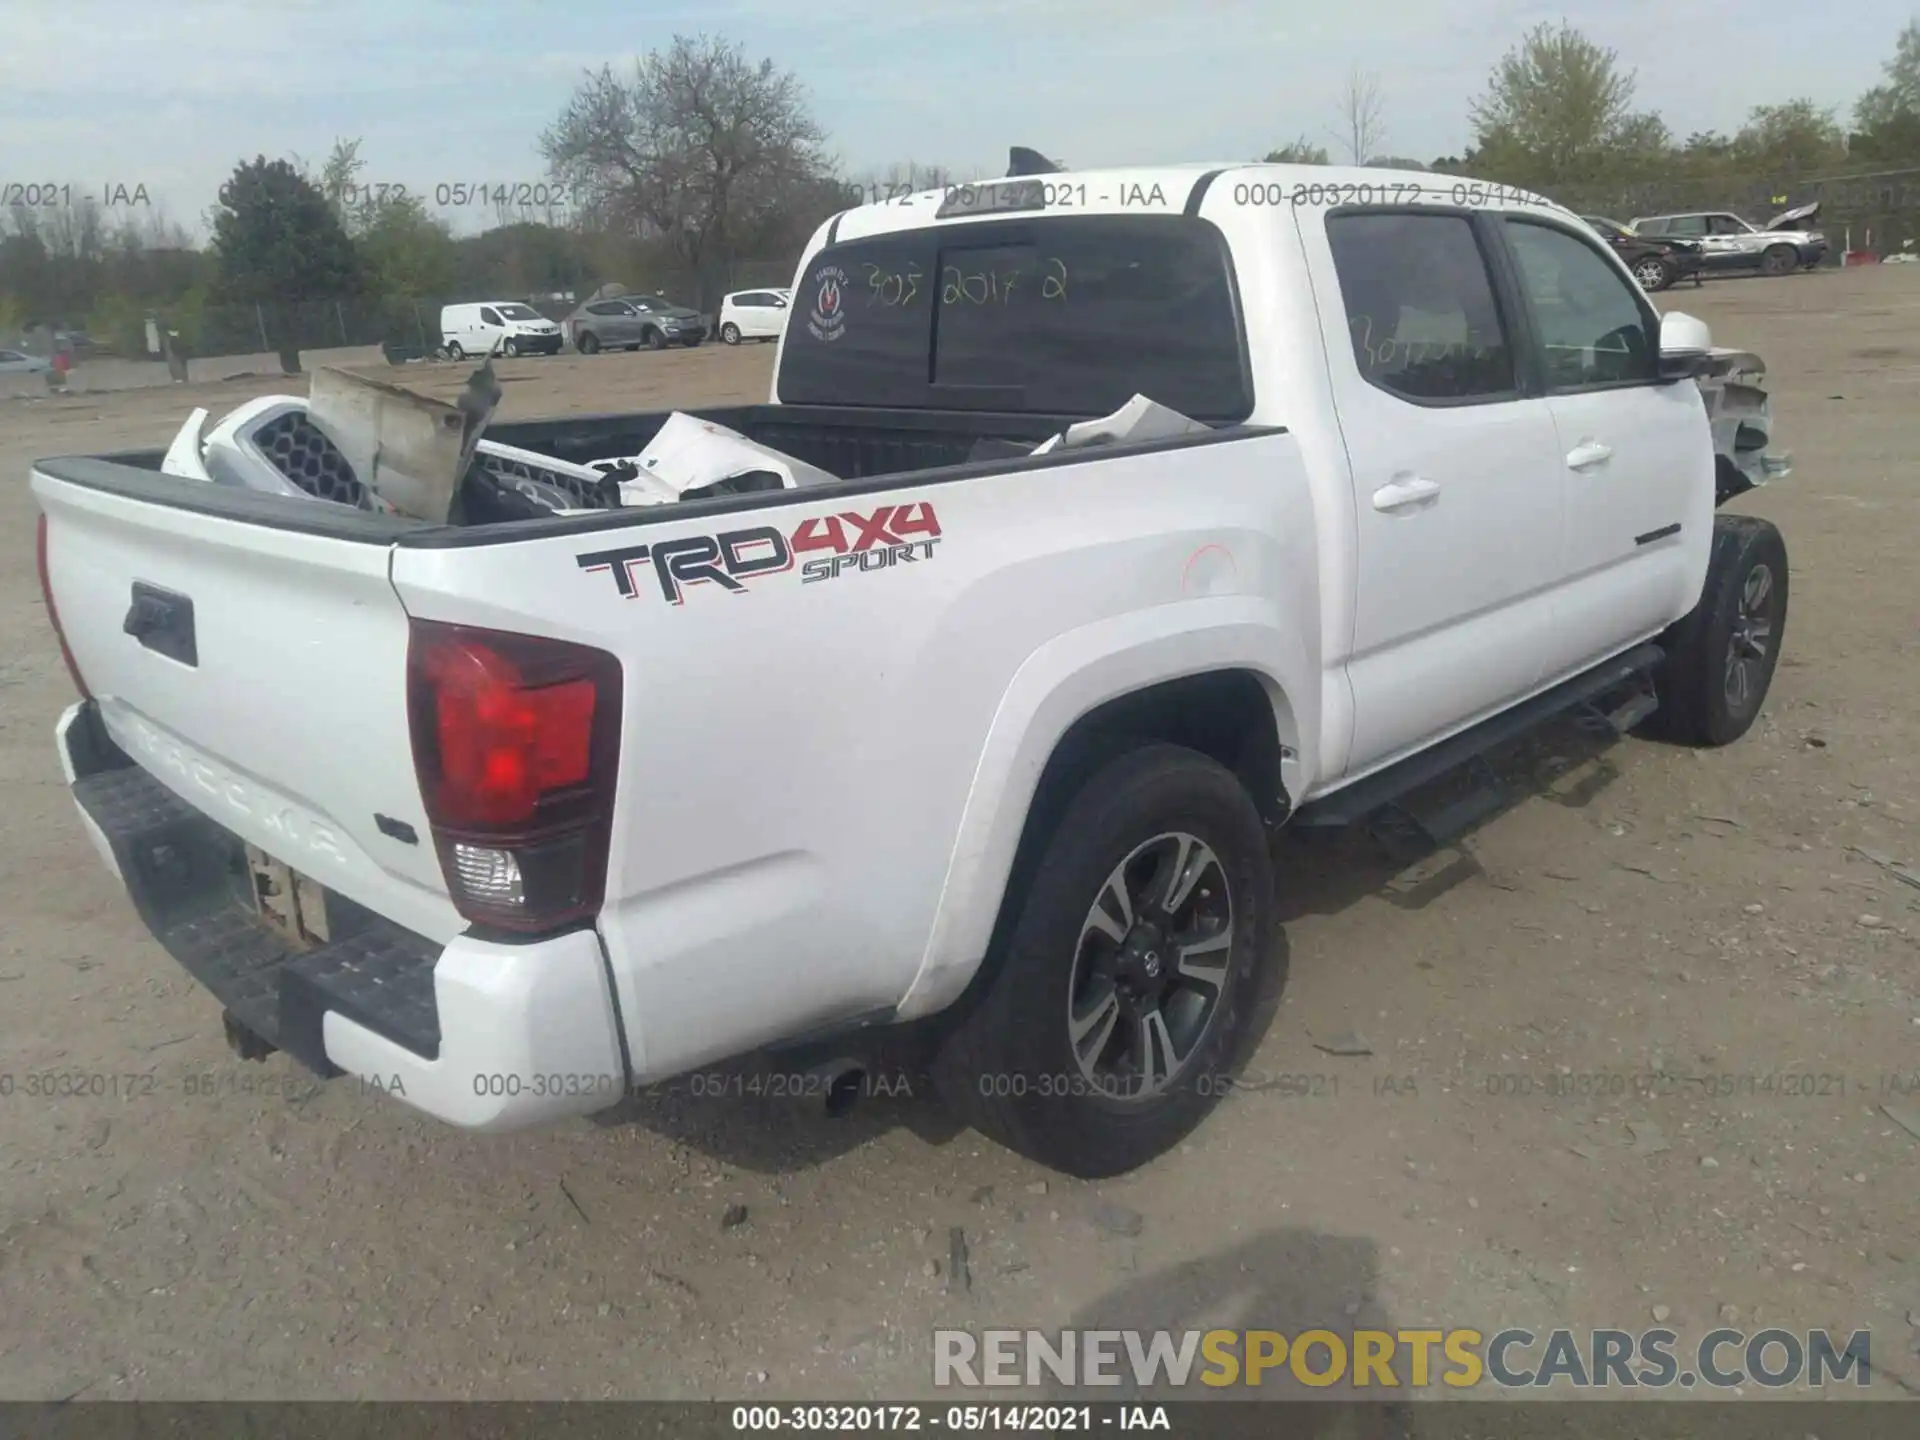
[56,700,626,1132]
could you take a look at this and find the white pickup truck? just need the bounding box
[33,163,1792,1177]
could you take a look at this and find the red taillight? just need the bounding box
[35,513,91,699]
[407,620,622,934]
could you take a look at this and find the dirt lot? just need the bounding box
[0,272,1916,1404]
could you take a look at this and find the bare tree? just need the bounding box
[39,198,107,261]
[540,34,832,308]
[848,160,958,206]
[1333,66,1388,164]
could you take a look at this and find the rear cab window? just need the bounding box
[775,214,1253,421]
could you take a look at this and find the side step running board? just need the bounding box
[1294,643,1665,833]
[1575,687,1660,738]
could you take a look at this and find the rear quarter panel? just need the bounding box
[391,433,1320,1077]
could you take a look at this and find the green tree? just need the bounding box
[210,156,361,303]
[358,200,458,297]
[1733,100,1847,175]
[453,221,588,299]
[1852,17,1920,160]
[299,136,459,297]
[1263,137,1329,164]
[1467,22,1670,187]
[1854,17,1920,131]
[312,137,368,228]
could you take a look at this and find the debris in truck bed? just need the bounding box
[153,367,845,522]
[612,412,837,501]
[305,363,501,523]
[1031,393,1211,455]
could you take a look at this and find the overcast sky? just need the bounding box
[0,0,1907,238]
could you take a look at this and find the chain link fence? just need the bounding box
[125,258,804,363]
[1552,164,1920,255]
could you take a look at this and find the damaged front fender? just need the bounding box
[1696,348,1791,504]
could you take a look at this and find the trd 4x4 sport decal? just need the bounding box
[577,501,942,605]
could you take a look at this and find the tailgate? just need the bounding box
[34,466,460,942]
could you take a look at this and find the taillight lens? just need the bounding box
[36,513,91,699]
[406,620,622,934]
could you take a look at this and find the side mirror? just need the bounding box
[1657,311,1712,380]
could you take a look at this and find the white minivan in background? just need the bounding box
[438,302,564,359]
[716,288,791,344]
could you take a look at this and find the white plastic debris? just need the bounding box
[160,408,215,482]
[615,412,837,503]
[1031,393,1210,455]
[200,396,326,500]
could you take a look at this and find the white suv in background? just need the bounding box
[717,288,792,344]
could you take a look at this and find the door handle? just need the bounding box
[1371,476,1441,512]
[1566,441,1613,470]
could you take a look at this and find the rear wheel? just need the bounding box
[1632,255,1675,291]
[1760,244,1796,277]
[721,323,741,344]
[445,342,465,360]
[576,331,600,355]
[932,743,1279,1177]
[1645,515,1789,746]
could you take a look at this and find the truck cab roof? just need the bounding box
[827,163,1565,243]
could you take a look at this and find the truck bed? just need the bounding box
[55,403,1083,538]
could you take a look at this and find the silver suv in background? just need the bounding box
[564,294,709,353]
[1629,204,1827,277]
[0,347,52,375]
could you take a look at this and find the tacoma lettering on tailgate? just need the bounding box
[578,502,942,605]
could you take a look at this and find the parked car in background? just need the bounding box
[1629,205,1827,277]
[438,302,563,359]
[0,348,51,375]
[718,288,792,344]
[565,294,707,353]
[1581,216,1702,292]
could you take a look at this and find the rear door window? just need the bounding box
[1324,212,1517,403]
[777,215,1251,419]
